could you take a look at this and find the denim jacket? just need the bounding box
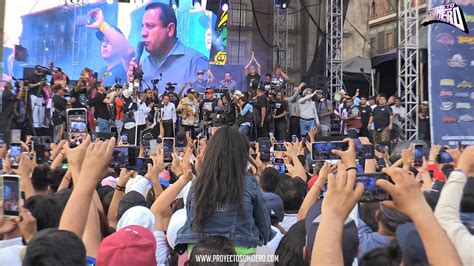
[175,174,274,247]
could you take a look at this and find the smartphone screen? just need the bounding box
[9,144,22,169]
[437,148,453,164]
[10,129,21,144]
[291,135,298,143]
[362,145,375,159]
[34,144,46,164]
[311,141,348,161]
[273,157,285,165]
[136,157,153,172]
[2,175,21,217]
[356,173,392,202]
[273,142,286,152]
[67,108,88,148]
[413,144,423,167]
[122,134,128,145]
[163,138,174,163]
[110,147,129,169]
[258,139,271,162]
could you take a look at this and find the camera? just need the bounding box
[166,82,177,91]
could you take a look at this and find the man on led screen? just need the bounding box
[128,2,209,93]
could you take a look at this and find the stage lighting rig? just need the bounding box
[274,0,290,9]
[170,0,179,9]
[221,0,229,12]
[193,0,201,9]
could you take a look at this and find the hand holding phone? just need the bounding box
[9,144,22,169]
[2,175,21,217]
[413,144,424,167]
[258,138,271,162]
[162,138,175,163]
[67,108,88,148]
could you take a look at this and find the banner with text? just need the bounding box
[428,0,474,146]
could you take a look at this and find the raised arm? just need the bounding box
[59,138,115,238]
[377,167,462,266]
[86,8,134,71]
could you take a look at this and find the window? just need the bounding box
[387,0,395,13]
[229,4,246,26]
[386,32,394,50]
[370,37,376,51]
[228,41,247,64]
[370,0,376,17]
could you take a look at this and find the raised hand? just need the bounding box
[86,8,105,29]
[457,145,474,177]
[377,167,428,218]
[322,163,364,220]
[331,138,356,168]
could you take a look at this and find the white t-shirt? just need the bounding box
[281,213,298,232]
[266,226,284,252]
[391,105,407,127]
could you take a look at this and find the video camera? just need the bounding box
[165,82,177,91]
[35,63,54,76]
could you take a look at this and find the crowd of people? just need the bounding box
[1,3,469,265]
[0,121,472,265]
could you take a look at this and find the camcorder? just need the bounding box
[166,82,177,91]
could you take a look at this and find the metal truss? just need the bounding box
[273,6,289,72]
[71,3,88,77]
[397,0,419,140]
[325,0,343,100]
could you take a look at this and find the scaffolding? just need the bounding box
[397,0,419,140]
[273,6,289,72]
[325,0,343,100]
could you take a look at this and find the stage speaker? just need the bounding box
[23,67,35,80]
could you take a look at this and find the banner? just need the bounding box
[428,0,474,146]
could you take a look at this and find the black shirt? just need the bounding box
[372,105,392,130]
[255,95,269,121]
[359,105,373,125]
[53,95,67,114]
[199,98,216,121]
[246,73,260,91]
[0,89,15,118]
[28,74,45,96]
[274,99,288,122]
[91,93,110,120]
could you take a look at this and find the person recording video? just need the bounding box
[86,8,134,87]
[127,2,208,93]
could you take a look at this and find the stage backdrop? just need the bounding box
[428,0,474,146]
[2,0,228,92]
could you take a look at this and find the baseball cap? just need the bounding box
[263,192,284,224]
[305,200,359,265]
[125,175,152,198]
[187,88,197,94]
[421,101,429,105]
[96,26,124,42]
[396,223,428,265]
[117,191,147,222]
[205,88,214,94]
[117,206,156,232]
[97,225,157,266]
[197,70,204,75]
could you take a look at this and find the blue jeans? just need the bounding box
[300,119,315,137]
[97,118,110,133]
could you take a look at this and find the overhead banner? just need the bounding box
[428,0,474,146]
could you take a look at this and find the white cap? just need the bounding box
[117,206,156,232]
[125,175,151,198]
[166,208,187,248]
